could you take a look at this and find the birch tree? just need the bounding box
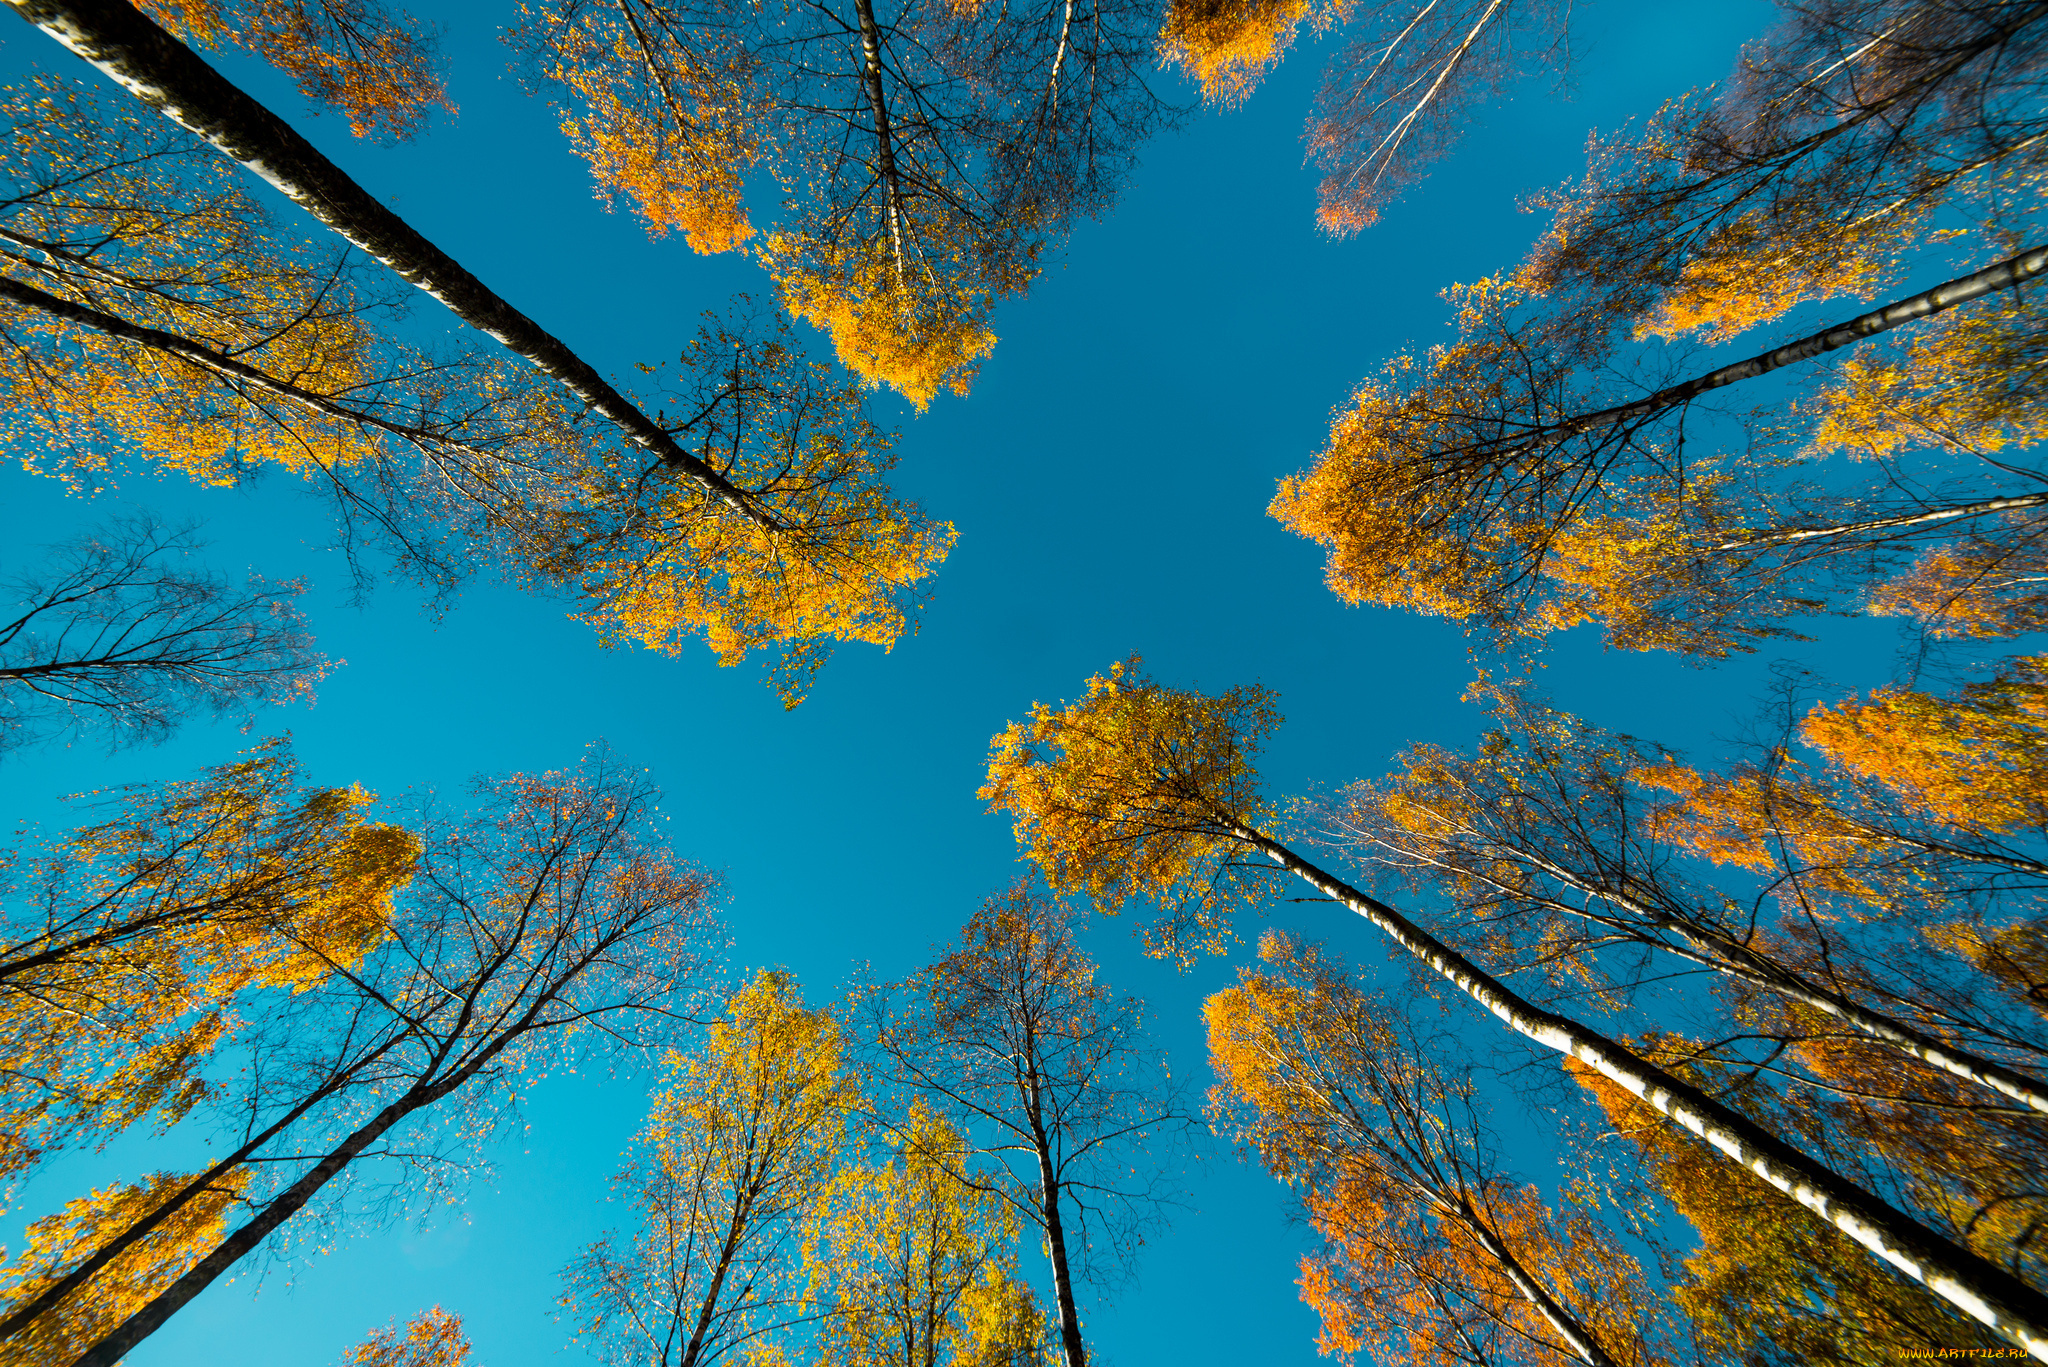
[978,659,2048,1357]
[1161,0,1572,232]
[1320,682,2048,1117]
[1526,0,2048,341]
[1208,931,1669,1367]
[0,749,723,1367]
[3,1,953,703]
[1269,246,2048,655]
[561,969,857,1367]
[515,0,1172,406]
[1,516,327,755]
[866,883,1195,1367]
[0,739,415,1191]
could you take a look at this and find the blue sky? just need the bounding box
[0,0,1923,1361]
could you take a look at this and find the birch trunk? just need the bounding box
[1457,841,2048,1115]
[1,0,775,528]
[0,275,509,460]
[1032,1127,1087,1367]
[1479,243,2048,463]
[1225,822,2048,1359]
[66,1080,447,1367]
[1714,491,2048,553]
[1453,1205,1618,1367]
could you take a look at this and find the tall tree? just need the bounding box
[1158,0,1571,231]
[978,658,2048,1356]
[0,749,723,1367]
[867,882,1195,1367]
[1526,0,2048,341]
[561,969,858,1367]
[1321,682,2048,1116]
[3,0,953,703]
[0,738,415,1188]
[1269,246,2048,655]
[515,0,1173,406]
[1,516,327,754]
[808,1101,1050,1367]
[1208,931,1667,1367]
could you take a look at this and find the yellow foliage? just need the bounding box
[139,0,447,140]
[346,1307,473,1367]
[1210,934,1665,1367]
[1800,656,2048,836]
[1157,0,1340,107]
[0,1169,247,1367]
[1805,296,2048,463]
[0,80,424,488]
[810,1103,1046,1367]
[980,659,1280,962]
[0,741,417,1180]
[532,430,952,710]
[765,225,1030,411]
[530,0,758,253]
[1637,206,1921,345]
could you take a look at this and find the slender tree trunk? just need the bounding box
[1454,1205,1618,1367]
[67,1080,449,1367]
[1223,820,2048,1359]
[1479,841,2048,1115]
[1032,1138,1086,1367]
[1482,244,2048,462]
[678,1184,754,1367]
[0,0,776,529]
[0,274,508,460]
[850,0,908,285]
[1714,491,2048,552]
[0,1031,411,1343]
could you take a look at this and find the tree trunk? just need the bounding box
[67,1079,448,1367]
[1714,491,2048,553]
[1,0,775,529]
[0,274,508,459]
[1481,244,2048,463]
[1478,842,2048,1115]
[0,1035,407,1344]
[1033,1137,1086,1367]
[1226,822,2048,1359]
[850,0,908,284]
[1454,1205,1618,1367]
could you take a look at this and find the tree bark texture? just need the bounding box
[1,0,776,527]
[1224,822,2048,1359]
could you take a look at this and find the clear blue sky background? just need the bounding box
[0,1,1919,1361]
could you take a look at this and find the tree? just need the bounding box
[1268,245,2048,655]
[1320,682,2048,1116]
[1572,1047,2018,1367]
[0,749,723,1367]
[1208,931,1668,1367]
[134,0,445,140]
[4,0,953,703]
[515,0,1173,405]
[561,969,858,1367]
[1525,0,2048,342]
[979,658,2048,1356]
[808,1101,1050,1367]
[0,738,416,1191]
[1160,0,1572,233]
[866,882,1195,1367]
[344,1308,474,1367]
[0,516,327,755]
